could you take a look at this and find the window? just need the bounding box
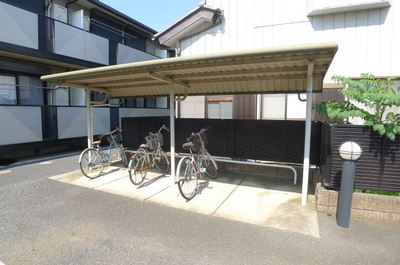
[70,87,85,106]
[0,74,16,104]
[156,97,168,108]
[19,75,44,105]
[136,98,145,108]
[48,84,69,106]
[262,94,307,120]
[206,96,233,119]
[262,94,286,120]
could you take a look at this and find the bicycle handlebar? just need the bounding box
[98,127,121,139]
[187,127,209,141]
[159,124,170,132]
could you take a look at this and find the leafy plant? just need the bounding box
[314,73,400,140]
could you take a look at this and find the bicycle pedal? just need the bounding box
[200,168,206,173]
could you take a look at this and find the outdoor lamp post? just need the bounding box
[337,141,362,228]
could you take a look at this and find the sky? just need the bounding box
[100,0,202,32]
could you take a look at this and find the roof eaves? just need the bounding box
[153,5,222,46]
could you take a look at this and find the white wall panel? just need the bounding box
[0,106,42,145]
[0,2,38,49]
[55,22,85,59]
[84,33,109,65]
[57,107,87,139]
[118,44,159,64]
[55,22,109,65]
[93,108,110,136]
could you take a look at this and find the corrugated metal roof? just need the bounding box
[41,43,338,99]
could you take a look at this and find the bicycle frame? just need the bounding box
[135,139,168,168]
[97,138,120,164]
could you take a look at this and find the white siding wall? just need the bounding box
[0,106,42,145]
[181,0,400,81]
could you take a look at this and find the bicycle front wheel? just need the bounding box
[117,144,129,167]
[203,151,218,179]
[177,157,198,200]
[79,148,104,179]
[153,150,169,174]
[129,152,147,185]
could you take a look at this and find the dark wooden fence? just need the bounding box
[319,124,400,192]
[122,117,321,165]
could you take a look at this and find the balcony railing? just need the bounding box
[0,1,160,67]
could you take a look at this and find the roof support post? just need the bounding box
[86,89,94,148]
[169,88,176,183]
[301,60,315,206]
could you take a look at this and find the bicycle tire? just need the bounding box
[203,151,218,179]
[177,157,198,200]
[153,150,169,174]
[129,152,147,185]
[117,145,129,167]
[79,148,104,179]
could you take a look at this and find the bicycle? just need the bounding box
[79,128,128,179]
[128,125,170,185]
[176,128,218,200]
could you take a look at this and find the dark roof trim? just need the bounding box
[88,0,157,35]
[153,5,222,47]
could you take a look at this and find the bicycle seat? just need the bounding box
[182,142,194,150]
[92,140,102,146]
[140,143,150,149]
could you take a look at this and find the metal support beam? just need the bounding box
[301,60,315,206]
[169,89,176,183]
[85,89,94,148]
[149,72,190,89]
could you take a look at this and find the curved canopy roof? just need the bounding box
[41,42,337,99]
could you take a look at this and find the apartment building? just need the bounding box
[154,0,399,121]
[0,0,169,158]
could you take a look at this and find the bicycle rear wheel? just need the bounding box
[79,148,104,179]
[203,151,218,179]
[153,150,169,174]
[129,152,147,185]
[177,157,198,200]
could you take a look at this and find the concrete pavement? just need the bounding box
[50,162,320,237]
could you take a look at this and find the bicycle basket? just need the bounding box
[156,132,163,147]
[145,133,158,150]
[193,132,208,151]
[106,131,122,144]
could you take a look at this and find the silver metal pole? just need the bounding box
[169,89,176,183]
[301,61,314,206]
[86,89,93,148]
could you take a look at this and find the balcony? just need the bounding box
[0,1,159,68]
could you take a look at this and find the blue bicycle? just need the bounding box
[79,128,128,178]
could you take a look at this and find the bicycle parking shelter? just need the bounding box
[41,42,338,205]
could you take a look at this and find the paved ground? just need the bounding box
[51,162,319,237]
[1,152,399,264]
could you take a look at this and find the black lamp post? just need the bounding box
[337,141,362,228]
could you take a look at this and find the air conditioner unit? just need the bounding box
[50,4,67,23]
[69,10,90,31]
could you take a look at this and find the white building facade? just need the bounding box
[155,0,398,121]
